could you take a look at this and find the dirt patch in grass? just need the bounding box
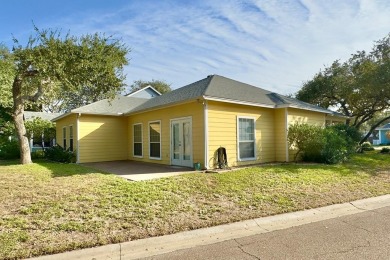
[1,153,390,259]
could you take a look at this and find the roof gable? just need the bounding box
[126,85,162,99]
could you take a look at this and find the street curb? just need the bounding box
[30,194,390,260]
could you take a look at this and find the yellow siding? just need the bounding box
[128,101,205,167]
[207,101,275,167]
[78,115,128,163]
[55,114,77,151]
[287,108,326,161]
[287,108,325,126]
[274,108,287,162]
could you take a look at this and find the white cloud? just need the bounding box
[26,0,390,94]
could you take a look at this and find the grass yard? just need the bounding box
[1,152,390,259]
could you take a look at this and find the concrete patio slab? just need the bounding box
[81,160,197,181]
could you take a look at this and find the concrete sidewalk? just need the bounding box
[31,195,390,260]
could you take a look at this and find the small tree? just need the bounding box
[287,123,324,162]
[126,79,172,95]
[288,123,359,164]
[4,26,129,164]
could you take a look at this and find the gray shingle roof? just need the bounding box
[377,123,390,130]
[54,74,344,121]
[72,95,149,115]
[126,75,341,116]
[24,111,62,121]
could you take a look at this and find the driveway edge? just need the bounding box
[31,194,390,260]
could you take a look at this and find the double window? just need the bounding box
[62,126,74,151]
[133,124,143,157]
[237,117,256,160]
[149,121,161,159]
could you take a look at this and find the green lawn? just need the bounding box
[1,152,389,259]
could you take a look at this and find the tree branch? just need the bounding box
[360,115,390,144]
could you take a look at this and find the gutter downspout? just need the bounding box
[285,108,289,162]
[203,100,209,169]
[76,113,80,163]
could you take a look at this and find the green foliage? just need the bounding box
[380,147,390,154]
[287,123,324,162]
[296,33,390,141]
[44,145,76,163]
[321,128,348,164]
[360,141,375,151]
[0,45,14,109]
[288,123,359,164]
[24,118,55,142]
[127,79,172,95]
[7,26,130,164]
[0,140,20,159]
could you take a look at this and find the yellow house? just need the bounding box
[53,75,347,169]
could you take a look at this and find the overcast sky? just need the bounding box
[1,0,389,94]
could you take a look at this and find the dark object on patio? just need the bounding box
[217,147,228,169]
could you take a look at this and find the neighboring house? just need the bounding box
[24,111,61,151]
[373,123,390,145]
[126,85,162,99]
[52,75,347,169]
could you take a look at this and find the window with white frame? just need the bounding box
[62,127,67,150]
[69,125,74,151]
[133,124,143,157]
[238,117,255,160]
[149,121,161,159]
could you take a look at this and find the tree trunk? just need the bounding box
[359,115,390,145]
[12,77,32,164]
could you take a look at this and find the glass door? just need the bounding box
[171,118,192,167]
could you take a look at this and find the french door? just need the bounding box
[171,118,192,167]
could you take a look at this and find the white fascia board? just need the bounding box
[203,96,275,108]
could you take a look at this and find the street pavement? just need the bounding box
[142,205,390,260]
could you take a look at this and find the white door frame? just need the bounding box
[170,116,193,167]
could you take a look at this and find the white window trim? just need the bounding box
[62,126,67,150]
[148,120,162,160]
[237,116,256,161]
[133,123,143,158]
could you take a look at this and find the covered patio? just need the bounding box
[82,160,196,181]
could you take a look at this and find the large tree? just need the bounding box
[296,33,390,143]
[126,79,172,95]
[4,27,129,164]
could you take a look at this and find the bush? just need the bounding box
[288,123,359,164]
[0,139,20,159]
[321,128,348,164]
[31,150,45,159]
[360,141,375,151]
[380,147,390,154]
[44,145,76,163]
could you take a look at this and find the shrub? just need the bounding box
[0,139,20,159]
[288,123,359,164]
[380,147,390,154]
[31,150,45,159]
[44,145,76,163]
[321,128,348,164]
[360,141,375,151]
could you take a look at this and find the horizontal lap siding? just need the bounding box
[128,101,205,166]
[274,108,287,162]
[287,108,326,162]
[207,101,275,168]
[287,108,325,126]
[55,114,77,150]
[78,115,128,163]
